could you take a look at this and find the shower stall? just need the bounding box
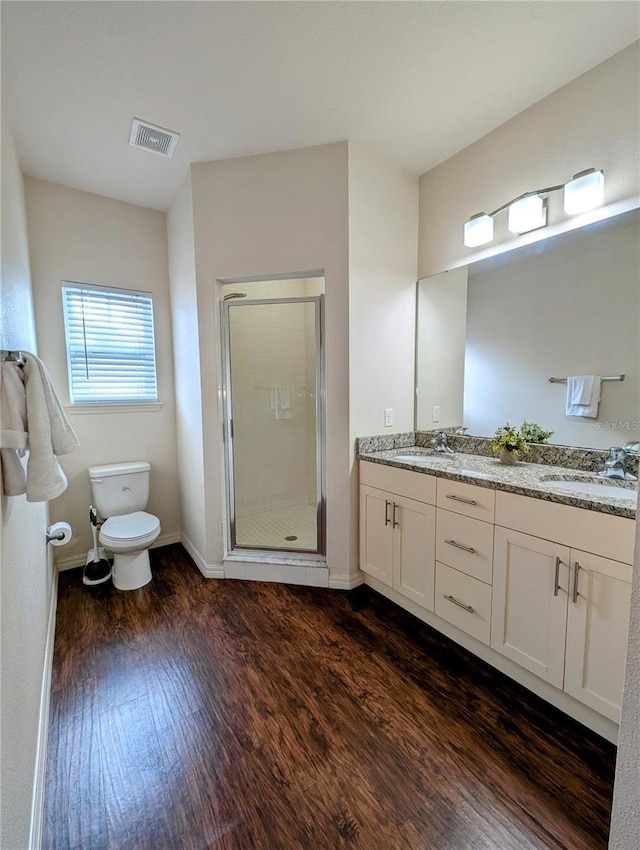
[221,277,325,556]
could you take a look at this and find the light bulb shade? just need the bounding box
[464,213,493,247]
[563,169,604,214]
[508,194,546,234]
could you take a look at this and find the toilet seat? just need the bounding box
[100,511,160,547]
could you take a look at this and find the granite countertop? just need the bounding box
[357,446,638,520]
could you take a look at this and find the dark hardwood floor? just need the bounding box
[44,544,616,850]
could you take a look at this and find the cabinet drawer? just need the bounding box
[360,460,436,504]
[436,478,495,522]
[436,510,493,584]
[435,562,492,645]
[495,491,636,564]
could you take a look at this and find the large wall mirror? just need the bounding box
[416,207,640,449]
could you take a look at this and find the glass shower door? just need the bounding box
[224,296,324,554]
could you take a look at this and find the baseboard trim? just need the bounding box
[55,531,182,572]
[181,534,224,579]
[329,572,365,590]
[29,567,59,850]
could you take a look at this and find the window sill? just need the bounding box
[65,402,163,415]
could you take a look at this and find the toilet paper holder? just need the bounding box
[46,528,66,544]
[45,522,72,546]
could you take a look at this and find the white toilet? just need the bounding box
[88,461,161,591]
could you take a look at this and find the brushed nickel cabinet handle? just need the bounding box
[393,502,400,528]
[572,561,581,604]
[445,494,477,506]
[384,500,391,526]
[445,539,476,554]
[553,556,562,597]
[443,594,475,614]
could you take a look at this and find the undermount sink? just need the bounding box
[543,478,638,501]
[393,454,452,463]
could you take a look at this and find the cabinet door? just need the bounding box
[359,485,394,586]
[492,527,570,689]
[564,551,632,722]
[392,495,436,609]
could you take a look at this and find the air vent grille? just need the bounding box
[129,118,180,158]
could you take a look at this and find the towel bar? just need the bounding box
[548,374,625,383]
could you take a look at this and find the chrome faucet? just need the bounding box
[600,447,634,480]
[431,430,455,454]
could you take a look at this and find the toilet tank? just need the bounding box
[88,461,151,518]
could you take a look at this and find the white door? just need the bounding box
[359,485,394,587]
[392,495,436,610]
[564,550,632,722]
[492,527,570,688]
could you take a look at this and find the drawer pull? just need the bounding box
[384,500,391,526]
[572,561,581,604]
[393,502,400,528]
[553,556,561,597]
[445,494,477,506]
[443,594,475,614]
[445,539,476,554]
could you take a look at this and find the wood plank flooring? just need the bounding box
[43,544,616,849]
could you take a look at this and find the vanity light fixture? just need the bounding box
[463,168,604,247]
[563,168,605,214]
[507,193,547,234]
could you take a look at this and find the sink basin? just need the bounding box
[393,454,452,463]
[543,479,637,501]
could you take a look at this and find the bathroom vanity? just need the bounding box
[357,443,637,741]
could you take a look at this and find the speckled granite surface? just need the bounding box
[357,445,637,520]
[414,433,639,477]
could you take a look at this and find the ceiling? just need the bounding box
[3,1,639,211]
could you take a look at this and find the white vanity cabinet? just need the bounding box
[492,492,634,722]
[359,462,436,609]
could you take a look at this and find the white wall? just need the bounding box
[25,178,181,564]
[0,120,52,850]
[464,215,639,448]
[418,42,640,279]
[178,143,352,579]
[611,512,640,848]
[166,174,207,563]
[348,143,418,438]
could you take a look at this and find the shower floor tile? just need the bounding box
[235,503,317,550]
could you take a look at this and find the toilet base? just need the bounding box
[112,548,152,591]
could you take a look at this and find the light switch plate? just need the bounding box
[432,405,440,422]
[384,408,393,427]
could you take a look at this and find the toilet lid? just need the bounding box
[101,511,160,542]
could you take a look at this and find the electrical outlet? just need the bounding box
[384,408,393,427]
[432,405,440,423]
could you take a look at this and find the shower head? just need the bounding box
[223,292,247,301]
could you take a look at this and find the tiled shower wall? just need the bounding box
[228,278,323,519]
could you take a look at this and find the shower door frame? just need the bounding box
[221,295,326,558]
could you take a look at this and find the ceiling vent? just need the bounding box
[129,118,180,158]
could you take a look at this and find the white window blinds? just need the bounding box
[62,282,158,404]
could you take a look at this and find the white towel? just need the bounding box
[22,352,79,501]
[270,383,293,420]
[0,361,28,495]
[566,375,602,418]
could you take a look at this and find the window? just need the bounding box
[62,282,158,404]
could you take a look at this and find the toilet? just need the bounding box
[88,461,161,590]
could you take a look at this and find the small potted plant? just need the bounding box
[491,424,530,465]
[520,421,554,444]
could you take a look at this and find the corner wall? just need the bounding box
[186,143,352,579]
[0,119,52,850]
[166,174,207,566]
[25,178,182,565]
